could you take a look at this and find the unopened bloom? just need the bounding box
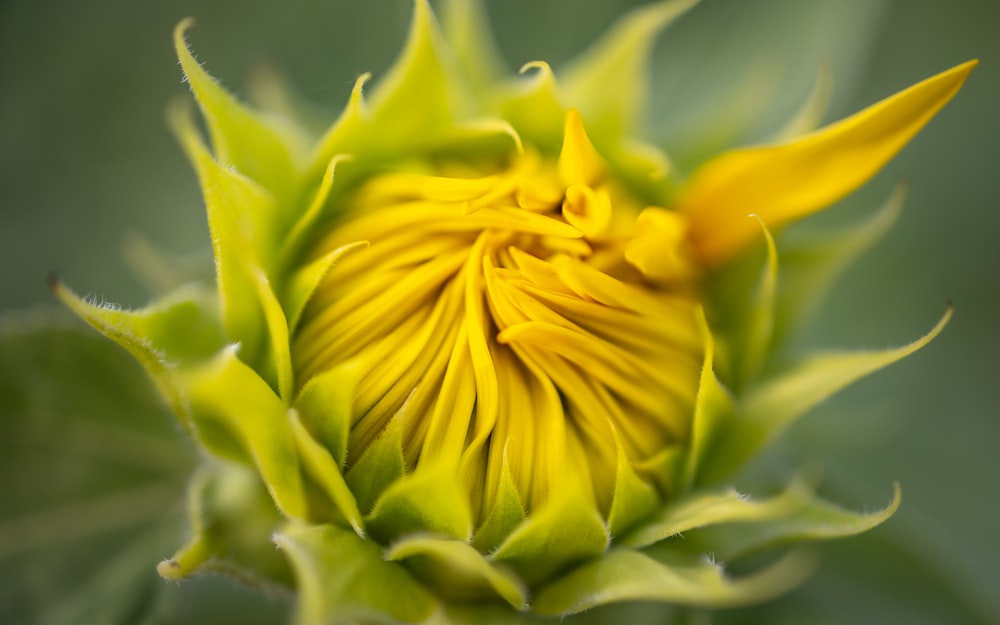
[55,0,973,622]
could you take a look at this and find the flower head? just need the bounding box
[54,0,973,622]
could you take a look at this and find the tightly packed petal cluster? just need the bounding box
[55,0,973,623]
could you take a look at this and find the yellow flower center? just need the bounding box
[293,111,702,520]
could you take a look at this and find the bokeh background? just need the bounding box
[1,0,998,623]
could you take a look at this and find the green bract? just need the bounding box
[52,0,965,623]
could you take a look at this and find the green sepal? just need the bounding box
[562,0,699,140]
[682,307,735,489]
[313,0,469,173]
[366,461,473,543]
[682,481,902,562]
[633,444,686,497]
[251,267,294,401]
[52,281,223,434]
[369,0,466,128]
[607,424,661,538]
[158,461,291,589]
[625,479,900,559]
[532,547,810,615]
[167,100,273,360]
[285,241,369,333]
[440,0,506,94]
[344,411,406,514]
[770,64,833,142]
[294,365,356,468]
[174,19,304,202]
[622,487,756,549]
[472,447,527,553]
[701,306,952,483]
[288,410,365,536]
[122,233,214,296]
[182,347,308,519]
[385,535,528,608]
[703,216,779,393]
[772,184,904,348]
[275,523,438,625]
[500,62,566,154]
[280,154,354,280]
[490,487,609,587]
[425,604,549,625]
[735,215,779,389]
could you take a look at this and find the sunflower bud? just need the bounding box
[55,0,973,622]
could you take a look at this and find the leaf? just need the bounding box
[0,320,189,625]
[275,524,438,625]
[680,60,977,265]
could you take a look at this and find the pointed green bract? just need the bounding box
[682,482,902,561]
[472,448,527,553]
[682,308,734,488]
[607,425,661,537]
[735,215,779,390]
[440,0,506,93]
[174,20,304,201]
[491,488,609,587]
[563,0,699,140]
[500,62,566,153]
[294,365,356,468]
[701,306,952,483]
[276,524,438,625]
[623,488,750,548]
[772,184,903,348]
[158,462,291,588]
[532,548,810,615]
[252,267,294,400]
[182,348,308,519]
[344,411,406,515]
[167,100,273,361]
[386,536,528,608]
[52,281,223,433]
[366,461,473,542]
[288,410,365,536]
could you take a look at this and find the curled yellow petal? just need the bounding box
[680,60,977,265]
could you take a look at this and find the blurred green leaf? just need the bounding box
[0,318,188,624]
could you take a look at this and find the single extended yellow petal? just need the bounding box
[680,60,977,265]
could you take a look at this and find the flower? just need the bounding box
[53,0,974,622]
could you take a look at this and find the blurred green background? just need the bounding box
[1,0,997,623]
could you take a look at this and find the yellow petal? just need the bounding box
[680,60,977,265]
[558,108,604,186]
